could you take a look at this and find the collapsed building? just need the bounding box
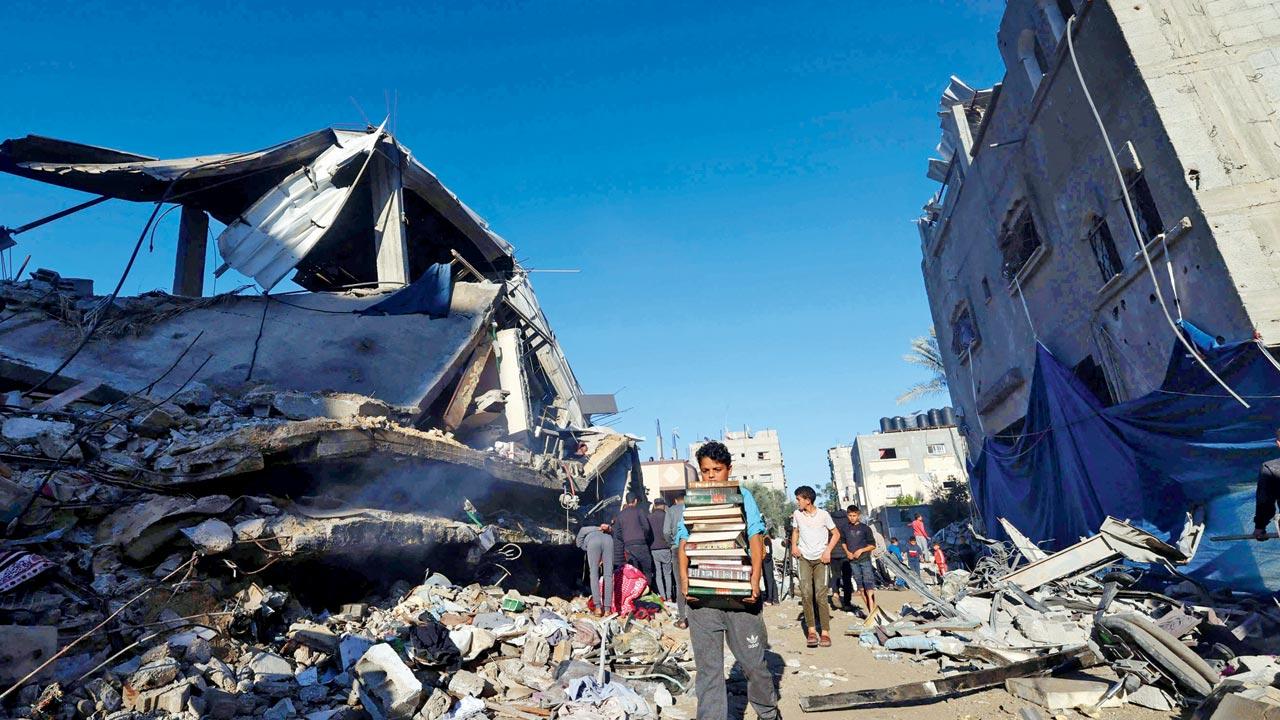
[0,125,639,599]
[916,0,1280,590]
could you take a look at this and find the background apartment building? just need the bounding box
[830,410,967,516]
[689,428,787,494]
[917,0,1280,445]
[640,459,698,504]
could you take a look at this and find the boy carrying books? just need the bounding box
[676,441,779,720]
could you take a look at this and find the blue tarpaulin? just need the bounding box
[356,263,453,318]
[969,326,1280,591]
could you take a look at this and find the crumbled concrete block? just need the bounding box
[300,684,330,704]
[123,679,191,714]
[354,643,423,720]
[290,621,340,654]
[170,382,214,409]
[248,650,294,682]
[264,697,299,720]
[339,635,375,670]
[2,417,73,443]
[128,658,181,690]
[134,404,185,436]
[447,669,488,698]
[1211,693,1280,719]
[181,518,234,554]
[1127,684,1174,711]
[1005,675,1124,711]
[203,688,238,720]
[235,517,267,540]
[269,391,392,421]
[0,625,57,684]
[414,687,452,720]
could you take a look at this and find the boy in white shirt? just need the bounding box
[790,485,839,647]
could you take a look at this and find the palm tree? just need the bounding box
[897,327,947,404]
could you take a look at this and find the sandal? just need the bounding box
[819,634,832,647]
[806,631,819,648]
[674,619,688,629]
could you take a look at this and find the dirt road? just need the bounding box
[664,589,1180,720]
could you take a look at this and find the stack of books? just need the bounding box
[684,482,756,605]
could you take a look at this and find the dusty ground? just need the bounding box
[659,589,1184,720]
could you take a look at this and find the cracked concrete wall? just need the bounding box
[920,0,1279,447]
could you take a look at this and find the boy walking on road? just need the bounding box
[676,442,779,720]
[791,486,839,647]
[841,505,878,626]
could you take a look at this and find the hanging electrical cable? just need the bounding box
[1064,15,1249,409]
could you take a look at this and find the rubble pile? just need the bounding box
[1,560,692,720]
[0,345,648,719]
[804,515,1280,718]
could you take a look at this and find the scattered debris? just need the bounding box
[804,515,1280,717]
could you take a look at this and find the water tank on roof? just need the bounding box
[879,417,893,433]
[892,416,906,432]
[915,413,929,429]
[941,406,957,426]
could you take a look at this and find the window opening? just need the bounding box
[1000,206,1044,280]
[1087,218,1124,282]
[951,302,981,357]
[878,448,898,460]
[1127,172,1163,245]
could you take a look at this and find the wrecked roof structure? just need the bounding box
[0,126,639,584]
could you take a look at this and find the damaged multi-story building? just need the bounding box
[918,0,1280,443]
[0,125,639,596]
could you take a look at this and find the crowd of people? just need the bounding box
[576,440,959,720]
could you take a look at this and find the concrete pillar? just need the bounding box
[369,142,409,288]
[172,206,208,297]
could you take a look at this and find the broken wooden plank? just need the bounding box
[30,380,105,413]
[442,340,492,432]
[798,646,1099,712]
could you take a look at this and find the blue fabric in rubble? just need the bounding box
[356,262,453,318]
[969,325,1280,591]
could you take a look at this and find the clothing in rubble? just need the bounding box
[411,611,462,666]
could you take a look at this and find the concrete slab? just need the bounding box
[0,282,500,410]
[1210,694,1280,719]
[1004,674,1124,711]
[0,625,57,683]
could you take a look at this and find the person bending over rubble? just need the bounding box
[576,523,615,615]
[1253,427,1280,541]
[676,441,780,720]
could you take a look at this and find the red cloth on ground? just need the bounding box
[588,563,649,615]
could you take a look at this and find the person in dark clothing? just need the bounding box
[762,527,779,604]
[615,492,656,589]
[1254,428,1280,541]
[648,498,674,600]
[828,511,853,609]
[841,505,878,626]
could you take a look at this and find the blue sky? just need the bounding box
[0,1,1005,492]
